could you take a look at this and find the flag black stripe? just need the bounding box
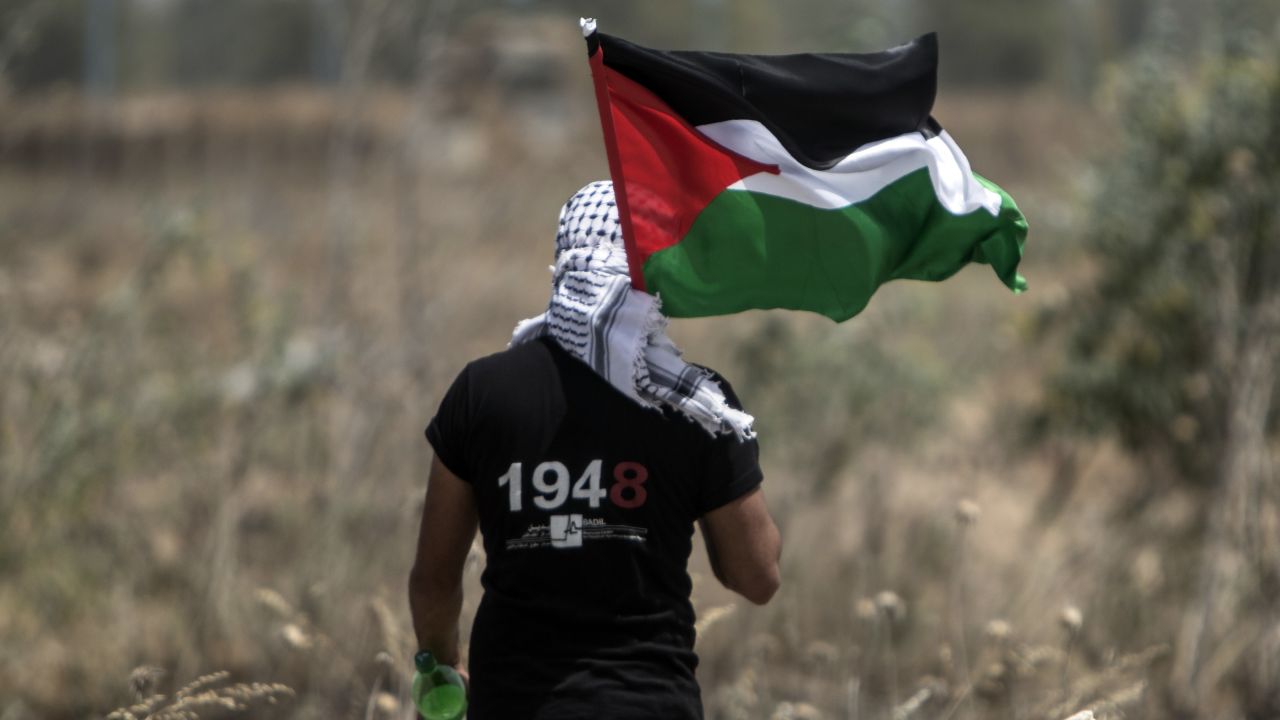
[592,32,939,171]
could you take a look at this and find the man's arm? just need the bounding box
[699,487,781,605]
[408,456,479,667]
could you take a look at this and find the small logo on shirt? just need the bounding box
[505,515,648,551]
[550,514,583,548]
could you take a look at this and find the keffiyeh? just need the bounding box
[511,181,755,439]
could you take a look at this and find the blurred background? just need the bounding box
[1,1,1277,718]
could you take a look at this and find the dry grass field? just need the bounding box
[1,39,1275,720]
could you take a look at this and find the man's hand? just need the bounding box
[456,666,470,692]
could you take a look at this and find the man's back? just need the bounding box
[426,336,763,719]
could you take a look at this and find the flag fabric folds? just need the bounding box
[582,20,1028,322]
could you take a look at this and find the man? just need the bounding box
[409,181,781,719]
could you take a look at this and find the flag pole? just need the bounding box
[582,19,647,293]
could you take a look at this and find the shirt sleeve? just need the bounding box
[424,364,474,483]
[696,372,764,516]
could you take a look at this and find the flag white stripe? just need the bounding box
[694,119,1003,216]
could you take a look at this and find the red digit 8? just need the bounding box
[610,462,648,509]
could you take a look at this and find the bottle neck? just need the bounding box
[414,650,438,673]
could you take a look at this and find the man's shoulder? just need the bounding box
[462,338,554,378]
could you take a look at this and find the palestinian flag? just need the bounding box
[583,20,1027,322]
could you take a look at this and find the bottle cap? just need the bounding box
[414,650,437,672]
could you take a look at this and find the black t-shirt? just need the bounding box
[425,336,762,720]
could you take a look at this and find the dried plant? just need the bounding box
[107,669,294,720]
[129,666,166,701]
[876,590,906,711]
[950,498,979,712]
[1036,645,1168,720]
[892,678,946,720]
[695,603,738,637]
[370,596,406,666]
[1058,605,1084,692]
[770,700,823,720]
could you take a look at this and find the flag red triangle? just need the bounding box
[590,48,779,291]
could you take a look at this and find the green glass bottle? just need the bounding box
[411,651,467,720]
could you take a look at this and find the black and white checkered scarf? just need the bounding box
[511,181,755,439]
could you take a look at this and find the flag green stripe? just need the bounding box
[642,167,1027,322]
